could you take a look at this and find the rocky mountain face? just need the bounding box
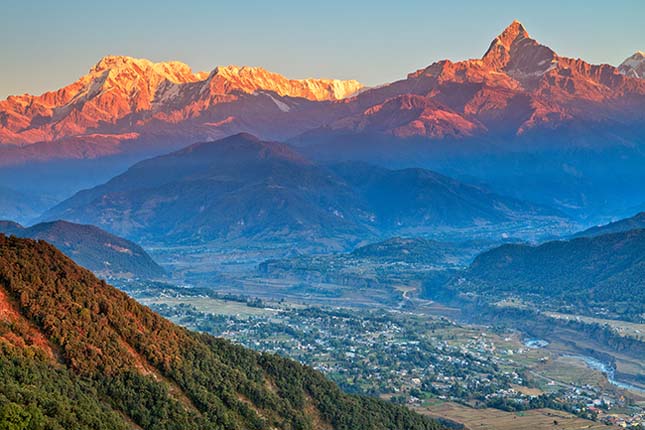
[327,20,644,138]
[0,219,165,278]
[0,55,362,149]
[2,22,642,156]
[619,51,645,79]
[41,134,565,249]
[0,235,442,430]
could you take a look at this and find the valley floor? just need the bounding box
[128,285,645,429]
[127,242,645,429]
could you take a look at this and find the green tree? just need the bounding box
[0,403,34,430]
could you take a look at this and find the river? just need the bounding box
[564,354,645,394]
[523,338,645,394]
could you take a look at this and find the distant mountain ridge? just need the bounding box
[41,134,566,248]
[329,162,559,230]
[0,220,165,278]
[1,21,642,159]
[573,212,645,238]
[0,55,361,148]
[0,186,54,223]
[42,133,371,248]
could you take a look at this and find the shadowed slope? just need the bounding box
[0,220,165,278]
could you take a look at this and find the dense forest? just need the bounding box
[457,228,645,321]
[0,234,444,430]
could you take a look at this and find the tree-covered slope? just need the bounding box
[0,235,443,430]
[460,229,645,321]
[0,220,165,279]
[573,212,645,238]
[351,237,473,264]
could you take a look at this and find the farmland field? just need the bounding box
[415,402,612,430]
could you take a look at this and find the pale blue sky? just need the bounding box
[1,0,643,98]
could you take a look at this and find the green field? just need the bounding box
[139,296,279,318]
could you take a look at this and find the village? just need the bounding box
[144,296,645,428]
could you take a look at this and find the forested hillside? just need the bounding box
[459,229,645,321]
[0,235,443,430]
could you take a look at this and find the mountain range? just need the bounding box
[0,220,165,278]
[1,22,642,152]
[294,22,645,217]
[0,56,361,156]
[326,21,644,138]
[0,21,643,221]
[41,133,565,249]
[0,234,442,430]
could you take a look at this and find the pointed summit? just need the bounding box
[482,20,532,68]
[618,51,645,78]
[481,20,557,80]
[91,55,150,72]
[499,20,529,42]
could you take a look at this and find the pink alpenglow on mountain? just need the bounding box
[0,56,362,146]
[0,21,643,156]
[333,20,645,138]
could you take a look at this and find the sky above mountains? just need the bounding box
[2,0,643,99]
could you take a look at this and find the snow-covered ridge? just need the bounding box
[88,57,363,102]
[210,64,363,101]
[0,55,365,145]
[618,51,645,79]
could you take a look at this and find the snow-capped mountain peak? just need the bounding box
[481,20,556,78]
[618,51,645,78]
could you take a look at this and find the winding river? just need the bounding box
[523,338,645,394]
[565,354,645,394]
